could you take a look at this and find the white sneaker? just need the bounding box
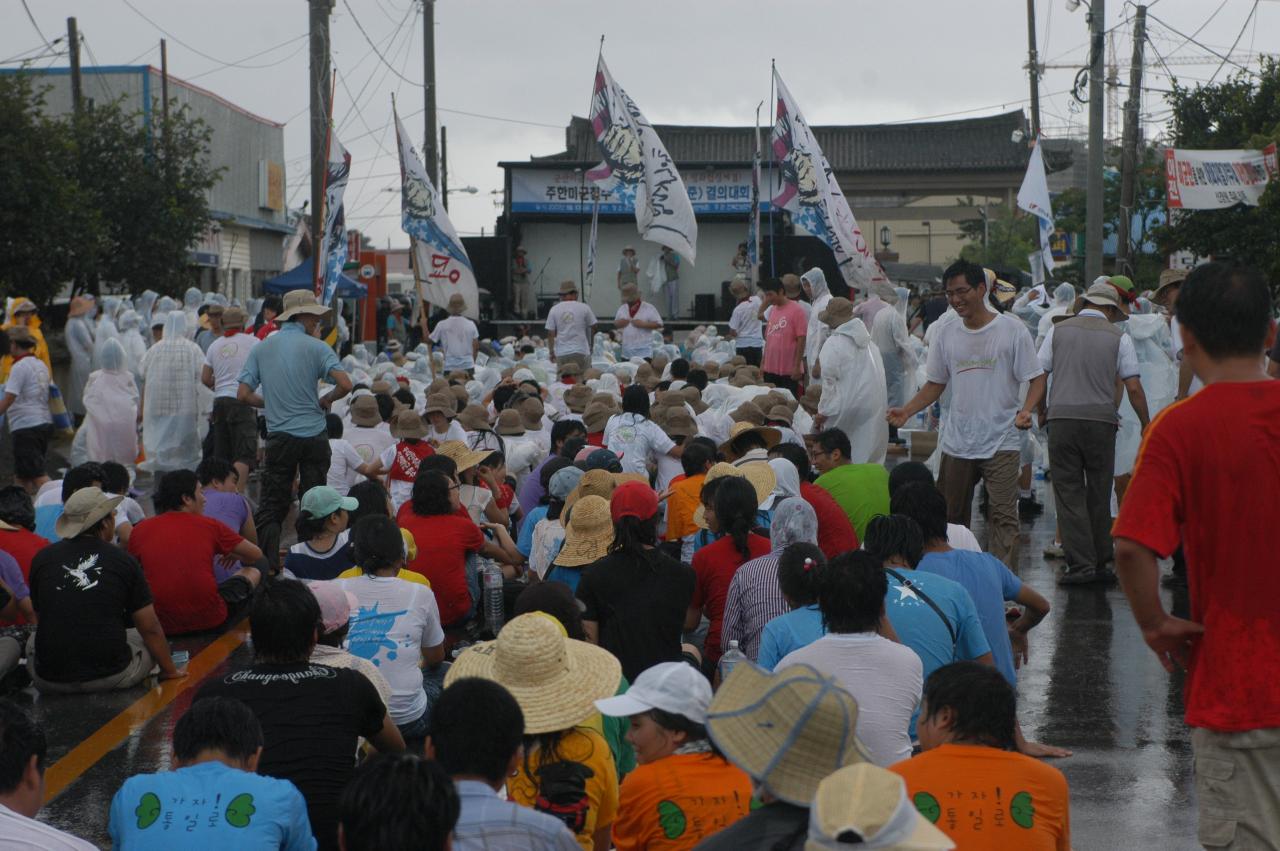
[1043,543,1065,559]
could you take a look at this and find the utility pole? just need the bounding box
[423,0,438,186]
[67,17,81,115]
[309,0,334,285]
[160,39,169,128]
[1025,0,1041,138]
[440,125,449,210]
[1085,0,1105,282]
[1115,4,1146,278]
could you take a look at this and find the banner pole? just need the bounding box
[768,61,776,280]
[315,69,337,299]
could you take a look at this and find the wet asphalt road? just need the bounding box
[16,473,1201,850]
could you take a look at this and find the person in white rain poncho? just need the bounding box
[91,312,120,372]
[871,287,918,410]
[116,310,149,388]
[139,312,207,472]
[1035,283,1077,347]
[1114,298,1178,481]
[182,287,203,339]
[80,338,139,468]
[815,297,888,465]
[801,267,832,379]
[64,295,97,418]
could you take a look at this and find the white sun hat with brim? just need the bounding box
[595,661,712,724]
[445,612,622,734]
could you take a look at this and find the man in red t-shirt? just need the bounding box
[127,470,264,634]
[1114,263,1280,846]
[759,277,807,395]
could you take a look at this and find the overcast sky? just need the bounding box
[7,0,1277,248]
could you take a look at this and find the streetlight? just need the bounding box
[879,225,892,250]
[921,220,933,265]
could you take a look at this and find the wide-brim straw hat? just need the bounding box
[434,440,489,474]
[349,395,382,427]
[277,289,333,322]
[390,410,429,439]
[445,613,622,734]
[694,461,776,529]
[719,421,782,461]
[563,469,646,516]
[552,494,614,567]
[707,663,869,806]
[424,393,457,418]
[495,409,526,436]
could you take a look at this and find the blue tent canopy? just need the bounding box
[262,261,367,298]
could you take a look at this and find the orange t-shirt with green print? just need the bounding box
[611,752,753,850]
[891,744,1070,851]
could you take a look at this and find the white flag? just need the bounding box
[316,135,351,306]
[1017,140,1056,273]
[771,68,887,291]
[394,108,480,320]
[587,54,697,264]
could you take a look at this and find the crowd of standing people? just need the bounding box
[0,256,1274,851]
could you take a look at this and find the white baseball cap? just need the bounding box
[594,661,712,724]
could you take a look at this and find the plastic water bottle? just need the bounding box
[483,563,505,637]
[718,640,748,685]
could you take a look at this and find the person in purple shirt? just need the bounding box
[197,458,259,582]
[516,421,586,514]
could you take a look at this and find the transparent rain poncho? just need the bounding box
[871,286,919,409]
[116,310,149,388]
[139,312,207,472]
[80,338,140,467]
[818,317,888,464]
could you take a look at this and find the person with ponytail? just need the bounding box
[684,476,771,675]
[756,542,827,670]
[576,481,695,682]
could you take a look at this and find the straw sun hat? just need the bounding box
[434,440,489,474]
[551,494,614,568]
[445,612,622,735]
[719,421,782,461]
[693,461,776,529]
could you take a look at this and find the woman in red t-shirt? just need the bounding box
[396,468,521,627]
[686,477,771,674]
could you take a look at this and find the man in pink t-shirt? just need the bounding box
[760,277,808,394]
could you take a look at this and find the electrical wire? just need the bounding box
[1159,0,1229,59]
[1146,13,1258,77]
[19,0,53,50]
[1207,0,1259,83]
[340,0,421,87]
[184,34,310,82]
[0,46,66,65]
[117,0,307,70]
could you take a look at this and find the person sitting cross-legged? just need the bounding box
[108,696,316,849]
[891,662,1071,851]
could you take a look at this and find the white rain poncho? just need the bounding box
[1035,283,1078,347]
[871,287,919,409]
[133,290,158,329]
[817,317,888,465]
[116,310,148,387]
[91,316,120,372]
[182,287,203,339]
[802,267,832,372]
[139,312,207,472]
[1114,311,1177,476]
[1011,285,1052,336]
[64,309,96,417]
[80,338,139,467]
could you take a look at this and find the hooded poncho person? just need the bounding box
[91,314,121,372]
[182,287,203,340]
[64,295,98,417]
[871,287,919,409]
[0,297,52,382]
[80,338,140,468]
[1114,310,1178,477]
[117,310,149,388]
[139,312,206,472]
[1035,283,1077,347]
[1012,285,1053,336]
[817,317,888,465]
[802,267,833,375]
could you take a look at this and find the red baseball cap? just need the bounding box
[610,481,659,522]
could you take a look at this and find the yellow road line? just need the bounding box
[42,623,249,803]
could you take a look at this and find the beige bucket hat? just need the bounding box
[389,410,429,440]
[552,494,614,568]
[277,289,333,322]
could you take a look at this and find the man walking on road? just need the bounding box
[1114,263,1280,849]
[888,260,1045,569]
[1038,282,1149,585]
[238,290,352,568]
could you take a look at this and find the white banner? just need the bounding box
[394,109,480,320]
[316,135,351,305]
[1016,140,1056,273]
[771,68,887,291]
[1165,145,1278,210]
[587,55,698,264]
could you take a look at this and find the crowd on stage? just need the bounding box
[0,257,1276,851]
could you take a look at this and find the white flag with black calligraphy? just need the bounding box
[586,54,697,264]
[1016,140,1056,273]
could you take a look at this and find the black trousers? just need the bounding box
[255,431,331,568]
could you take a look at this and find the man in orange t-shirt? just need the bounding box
[891,662,1070,851]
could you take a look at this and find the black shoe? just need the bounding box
[1057,567,1115,586]
[1160,572,1188,589]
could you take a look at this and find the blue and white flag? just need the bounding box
[1017,140,1056,273]
[316,134,351,306]
[394,108,479,319]
[587,54,697,264]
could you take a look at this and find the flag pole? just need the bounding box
[752,98,763,285]
[768,61,776,279]
[315,69,337,299]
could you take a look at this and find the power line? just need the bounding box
[19,0,53,50]
[117,0,306,70]
[1146,12,1259,76]
[184,34,310,81]
[1159,0,1229,58]
[1208,0,1260,83]
[340,0,421,87]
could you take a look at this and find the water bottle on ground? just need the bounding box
[483,562,505,638]
[718,640,747,686]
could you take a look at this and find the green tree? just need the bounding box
[954,201,1039,270]
[0,75,103,307]
[1155,58,1280,294]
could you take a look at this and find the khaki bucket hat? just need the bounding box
[552,494,615,568]
[582,400,613,433]
[349,395,382,428]
[495,409,525,436]
[55,487,123,539]
[563,384,593,414]
[277,289,333,322]
[389,410,429,440]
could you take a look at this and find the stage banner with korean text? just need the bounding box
[587,54,698,264]
[1165,145,1279,210]
[771,68,887,290]
[394,108,479,319]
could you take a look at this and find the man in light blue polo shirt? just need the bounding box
[239,290,351,567]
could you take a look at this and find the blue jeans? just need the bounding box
[396,662,451,751]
